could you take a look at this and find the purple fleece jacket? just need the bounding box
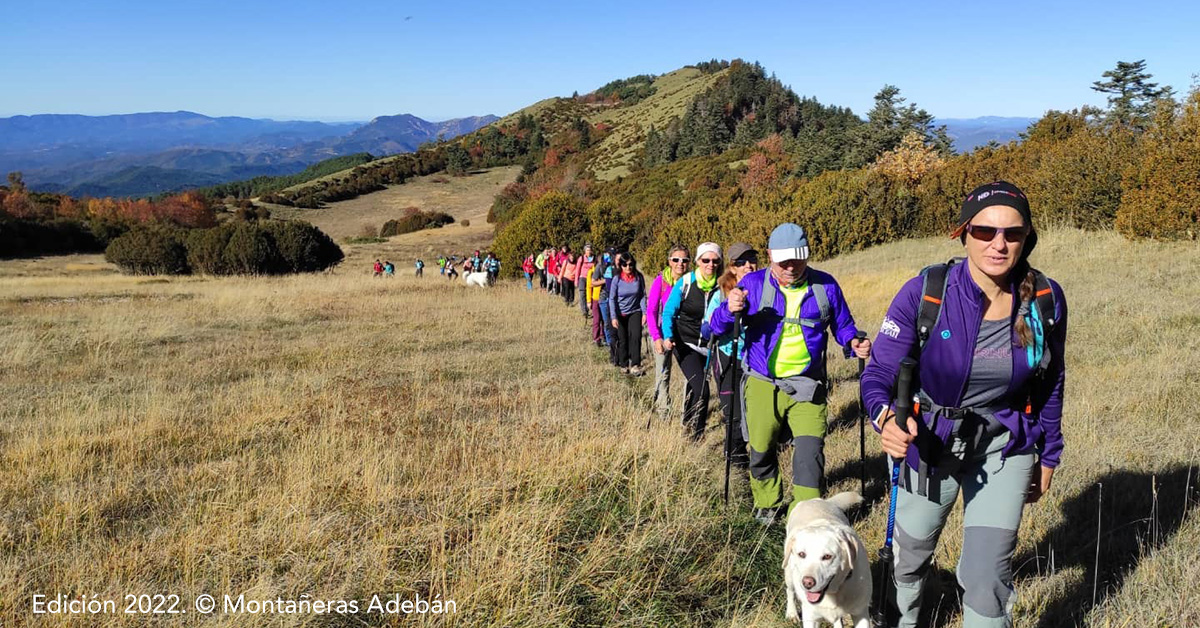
[860,261,1068,469]
[709,267,862,381]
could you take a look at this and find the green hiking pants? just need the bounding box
[744,375,827,511]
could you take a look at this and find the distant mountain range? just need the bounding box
[0,111,499,197]
[938,116,1037,152]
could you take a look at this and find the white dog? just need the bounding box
[463,271,489,288]
[782,492,871,628]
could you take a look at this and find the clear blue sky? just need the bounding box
[2,0,1196,122]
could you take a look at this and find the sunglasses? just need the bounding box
[966,224,1029,243]
[731,258,757,268]
[620,261,635,267]
[697,257,721,265]
[669,257,690,264]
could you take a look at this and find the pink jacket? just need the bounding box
[646,272,676,341]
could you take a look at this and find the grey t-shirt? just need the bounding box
[959,317,1013,409]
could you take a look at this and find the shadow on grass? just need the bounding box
[1021,464,1199,627]
[836,464,1199,627]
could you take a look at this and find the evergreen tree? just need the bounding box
[573,117,592,150]
[445,144,471,176]
[1092,59,1174,129]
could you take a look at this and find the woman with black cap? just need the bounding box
[861,181,1068,628]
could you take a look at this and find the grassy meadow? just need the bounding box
[267,166,521,243]
[1,227,1197,627]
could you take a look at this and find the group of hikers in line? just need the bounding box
[519,181,1067,628]
[438,250,501,285]
[373,251,502,284]
[372,258,427,278]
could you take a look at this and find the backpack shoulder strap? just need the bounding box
[809,278,831,326]
[913,258,959,358]
[1031,269,1057,330]
[760,273,777,317]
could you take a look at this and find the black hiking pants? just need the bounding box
[674,342,710,440]
[615,310,643,369]
[711,349,749,466]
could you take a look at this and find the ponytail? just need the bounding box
[1013,264,1036,348]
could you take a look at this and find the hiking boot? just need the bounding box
[628,365,646,377]
[753,506,783,526]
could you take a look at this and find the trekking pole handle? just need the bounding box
[854,331,868,373]
[894,357,917,428]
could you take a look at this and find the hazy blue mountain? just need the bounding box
[938,116,1037,153]
[0,111,355,153]
[334,114,500,154]
[0,111,497,197]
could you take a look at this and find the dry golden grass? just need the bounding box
[1,228,1196,627]
[586,68,727,182]
[265,166,520,242]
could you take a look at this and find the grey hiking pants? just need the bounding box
[652,346,674,415]
[891,418,1035,628]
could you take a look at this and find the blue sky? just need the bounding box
[1,0,1196,122]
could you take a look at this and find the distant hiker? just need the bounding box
[585,251,606,346]
[437,256,447,275]
[471,250,483,275]
[522,254,536,290]
[535,248,548,291]
[701,242,759,469]
[383,260,395,277]
[577,244,596,320]
[862,181,1067,628]
[593,248,618,360]
[545,248,560,295]
[711,223,870,524]
[560,252,578,306]
[373,259,383,277]
[485,253,500,286]
[446,261,459,281]
[414,259,424,277]
[661,243,723,440]
[647,245,690,418]
[608,251,648,376]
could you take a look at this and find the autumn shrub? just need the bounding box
[260,220,344,272]
[105,224,190,275]
[222,222,282,274]
[492,191,589,276]
[186,224,235,275]
[379,210,455,237]
[1116,92,1200,240]
[0,218,108,259]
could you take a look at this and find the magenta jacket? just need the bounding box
[646,272,676,341]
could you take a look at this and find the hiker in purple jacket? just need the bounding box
[709,223,870,523]
[861,181,1068,628]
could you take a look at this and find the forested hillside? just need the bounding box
[488,58,1197,273]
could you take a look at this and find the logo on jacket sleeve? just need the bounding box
[880,316,901,339]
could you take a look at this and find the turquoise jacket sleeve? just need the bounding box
[660,274,687,341]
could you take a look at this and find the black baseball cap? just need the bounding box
[952,180,1038,256]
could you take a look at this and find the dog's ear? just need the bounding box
[782,532,796,569]
[837,526,857,565]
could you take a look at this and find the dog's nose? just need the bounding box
[802,576,815,590]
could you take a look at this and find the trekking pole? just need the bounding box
[855,330,868,495]
[723,314,743,506]
[874,356,917,628]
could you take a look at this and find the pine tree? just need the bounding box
[1092,60,1174,129]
